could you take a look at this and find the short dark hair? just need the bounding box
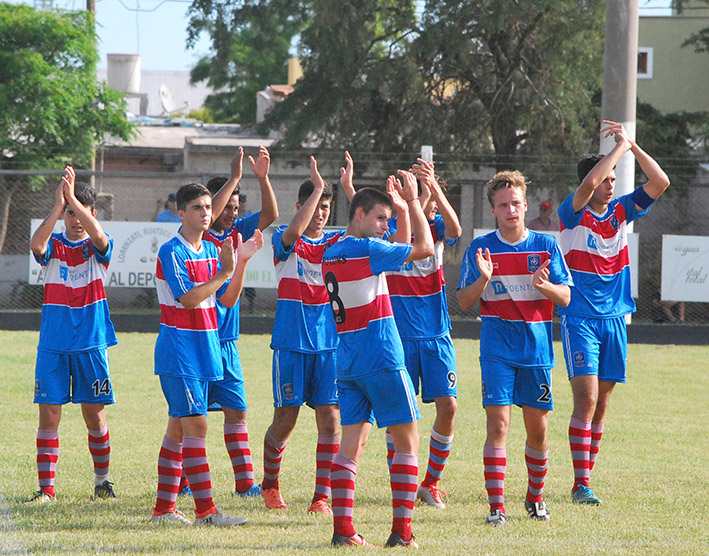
[348,187,391,222]
[297,179,333,205]
[73,182,97,208]
[176,183,211,211]
[205,176,238,197]
[577,153,605,182]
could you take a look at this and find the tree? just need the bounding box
[187,0,308,123]
[0,3,133,254]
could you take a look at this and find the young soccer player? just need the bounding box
[385,159,462,510]
[322,171,434,548]
[457,170,572,526]
[558,121,670,505]
[28,167,118,503]
[261,156,344,513]
[194,145,278,499]
[151,182,263,526]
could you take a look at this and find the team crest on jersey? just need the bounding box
[610,215,619,231]
[282,383,294,400]
[82,242,90,260]
[35,379,41,396]
[59,265,69,281]
[527,254,542,273]
[481,381,488,399]
[573,351,586,367]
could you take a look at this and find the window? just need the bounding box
[638,47,653,79]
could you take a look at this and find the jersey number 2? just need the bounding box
[324,271,346,324]
[537,383,551,403]
[92,379,111,397]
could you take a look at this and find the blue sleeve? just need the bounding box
[368,238,412,275]
[271,225,294,262]
[547,238,573,286]
[458,240,481,289]
[558,193,583,230]
[93,235,113,263]
[383,216,397,241]
[618,191,650,223]
[33,233,55,266]
[234,211,261,241]
[159,243,194,301]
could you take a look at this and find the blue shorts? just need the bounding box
[34,348,114,405]
[480,359,553,411]
[560,315,627,383]
[272,349,338,408]
[160,375,210,417]
[208,341,247,411]
[402,334,457,403]
[338,369,421,428]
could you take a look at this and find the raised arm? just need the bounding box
[211,147,244,225]
[178,237,236,310]
[398,170,433,262]
[30,175,66,257]
[411,158,462,240]
[249,145,279,230]
[339,150,356,203]
[219,230,264,308]
[630,139,670,202]
[386,175,411,243]
[281,157,325,248]
[62,167,109,253]
[532,259,570,307]
[572,121,632,213]
[457,247,493,311]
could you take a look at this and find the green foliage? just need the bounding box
[188,0,308,123]
[0,3,133,171]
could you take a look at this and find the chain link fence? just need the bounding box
[1,158,708,326]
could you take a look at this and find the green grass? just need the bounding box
[0,331,707,555]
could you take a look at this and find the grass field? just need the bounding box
[0,330,707,555]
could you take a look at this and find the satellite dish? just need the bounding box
[159,84,177,115]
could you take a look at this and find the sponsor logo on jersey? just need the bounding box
[60,265,69,281]
[527,254,541,273]
[573,351,586,367]
[587,235,599,250]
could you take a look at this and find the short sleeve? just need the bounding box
[33,234,55,266]
[233,211,261,242]
[271,225,294,262]
[458,240,482,289]
[368,238,412,275]
[94,235,113,263]
[558,193,583,230]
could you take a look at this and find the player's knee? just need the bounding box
[437,397,457,422]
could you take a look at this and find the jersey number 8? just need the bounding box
[324,271,346,325]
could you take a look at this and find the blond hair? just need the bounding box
[486,170,528,206]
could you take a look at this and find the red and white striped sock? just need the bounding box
[590,422,604,472]
[390,452,418,542]
[262,430,287,490]
[153,436,182,515]
[224,423,255,493]
[183,436,215,517]
[525,444,548,503]
[569,416,592,491]
[37,428,59,497]
[483,445,506,512]
[385,430,394,471]
[312,433,340,504]
[421,428,453,488]
[88,426,110,485]
[331,454,357,538]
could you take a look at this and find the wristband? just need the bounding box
[630,186,655,210]
[405,197,420,203]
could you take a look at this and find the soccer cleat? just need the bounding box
[525,499,550,521]
[384,532,418,548]
[261,487,288,510]
[150,510,192,525]
[307,499,333,515]
[417,484,446,509]
[92,480,117,500]
[235,483,261,498]
[178,485,192,497]
[193,507,248,526]
[331,532,375,547]
[26,489,55,504]
[486,509,507,527]
[571,485,602,505]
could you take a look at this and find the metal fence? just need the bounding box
[1,163,708,326]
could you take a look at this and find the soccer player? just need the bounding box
[261,156,343,513]
[457,170,572,526]
[558,120,670,505]
[384,159,462,510]
[194,145,278,499]
[322,170,434,548]
[151,182,263,526]
[28,167,118,503]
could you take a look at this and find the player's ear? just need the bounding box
[296,202,302,211]
[91,208,97,217]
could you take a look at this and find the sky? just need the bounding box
[7,0,673,72]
